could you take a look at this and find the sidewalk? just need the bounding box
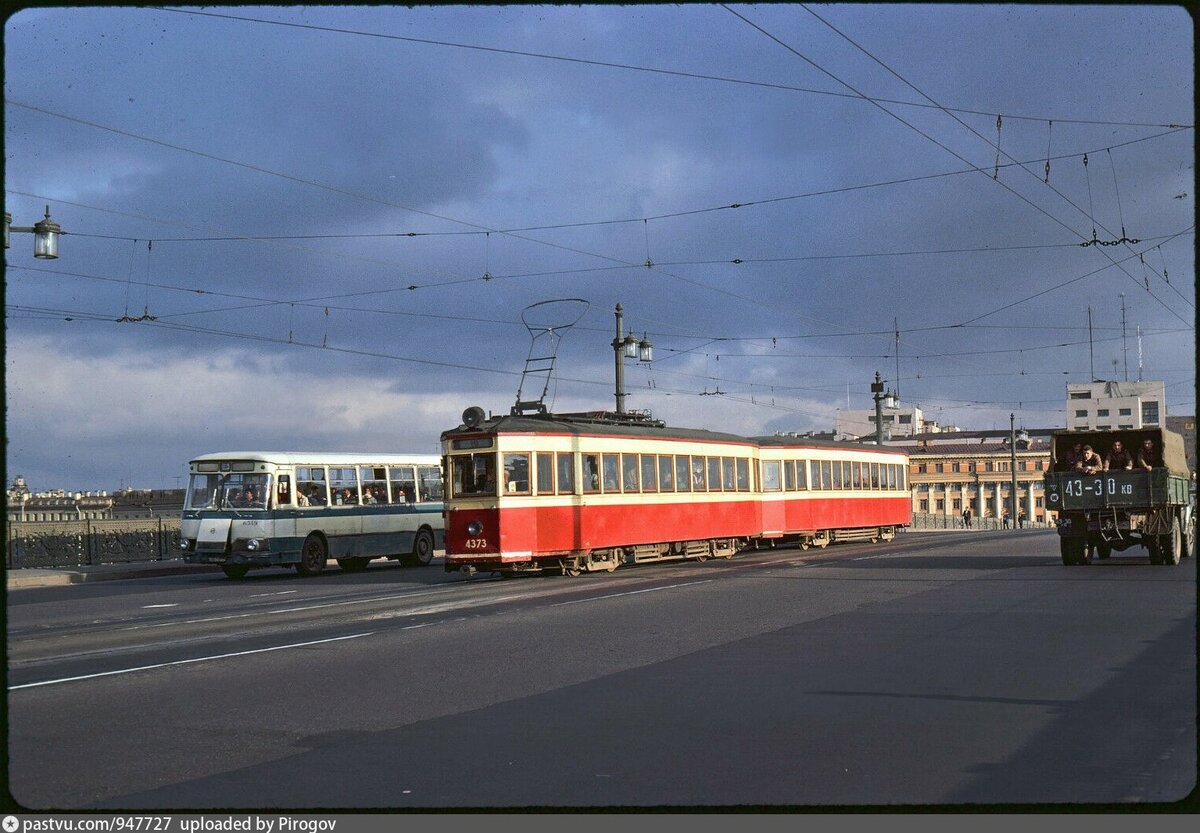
[6,559,220,590]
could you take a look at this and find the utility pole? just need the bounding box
[1010,413,1018,528]
[871,371,885,445]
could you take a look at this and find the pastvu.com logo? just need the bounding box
[3,816,20,833]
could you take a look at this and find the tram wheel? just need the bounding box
[297,534,328,576]
[221,564,249,580]
[562,560,582,577]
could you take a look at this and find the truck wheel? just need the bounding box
[1059,538,1072,565]
[221,564,249,579]
[1096,541,1112,560]
[1147,538,1163,565]
[1162,518,1182,566]
[1060,537,1086,566]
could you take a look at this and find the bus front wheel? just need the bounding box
[221,564,249,580]
[297,534,328,576]
[402,528,435,567]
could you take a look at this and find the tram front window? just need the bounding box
[453,453,497,497]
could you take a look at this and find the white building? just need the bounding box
[835,396,959,441]
[1065,380,1166,431]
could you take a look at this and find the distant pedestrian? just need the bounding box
[962,507,973,529]
[1018,511,1026,529]
[1002,511,1011,529]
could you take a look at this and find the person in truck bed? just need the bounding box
[1105,440,1134,471]
[1077,445,1103,475]
[1136,438,1160,471]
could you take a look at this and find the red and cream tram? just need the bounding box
[441,408,911,576]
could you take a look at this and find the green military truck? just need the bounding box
[1044,427,1194,565]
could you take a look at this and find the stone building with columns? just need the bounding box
[893,429,1055,524]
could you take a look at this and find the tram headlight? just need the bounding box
[466,521,484,536]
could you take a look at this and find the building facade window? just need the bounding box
[1142,402,1160,425]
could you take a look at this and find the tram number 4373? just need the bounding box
[1064,477,1133,497]
[463,538,490,549]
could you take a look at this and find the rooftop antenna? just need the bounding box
[1120,293,1129,381]
[894,317,901,401]
[1088,305,1095,380]
[1137,325,1143,381]
[511,298,590,416]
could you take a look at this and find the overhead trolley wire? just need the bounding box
[153,6,1191,130]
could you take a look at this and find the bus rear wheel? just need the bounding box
[297,534,328,576]
[402,528,435,567]
[221,564,249,580]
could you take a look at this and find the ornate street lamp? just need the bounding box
[612,303,653,414]
[5,205,62,259]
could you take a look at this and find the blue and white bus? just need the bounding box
[180,452,444,579]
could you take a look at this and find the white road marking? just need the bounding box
[8,632,375,691]
[141,604,179,609]
[552,579,714,606]
[249,590,299,598]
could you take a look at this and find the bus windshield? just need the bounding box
[186,472,271,510]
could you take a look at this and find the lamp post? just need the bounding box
[5,206,63,259]
[1010,413,1019,528]
[612,303,652,414]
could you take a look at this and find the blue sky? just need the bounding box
[4,4,1194,492]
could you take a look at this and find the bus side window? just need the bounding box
[278,475,291,506]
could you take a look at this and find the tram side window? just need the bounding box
[762,460,782,492]
[418,465,443,501]
[842,462,852,490]
[707,457,722,492]
[582,454,601,493]
[659,455,675,492]
[691,456,707,491]
[452,454,496,497]
[622,454,640,493]
[831,460,843,489]
[602,454,621,493]
[390,466,416,503]
[796,460,808,490]
[536,453,555,496]
[556,452,575,494]
[297,467,328,507]
[722,458,735,491]
[736,458,749,491]
[783,460,795,491]
[503,453,531,494]
[675,456,691,493]
[641,455,658,492]
[887,464,898,490]
[870,463,880,489]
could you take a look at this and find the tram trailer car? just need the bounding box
[1044,427,1194,566]
[441,409,911,576]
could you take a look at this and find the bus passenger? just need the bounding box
[296,489,309,507]
[1105,440,1134,471]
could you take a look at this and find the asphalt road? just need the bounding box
[5,530,1195,810]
